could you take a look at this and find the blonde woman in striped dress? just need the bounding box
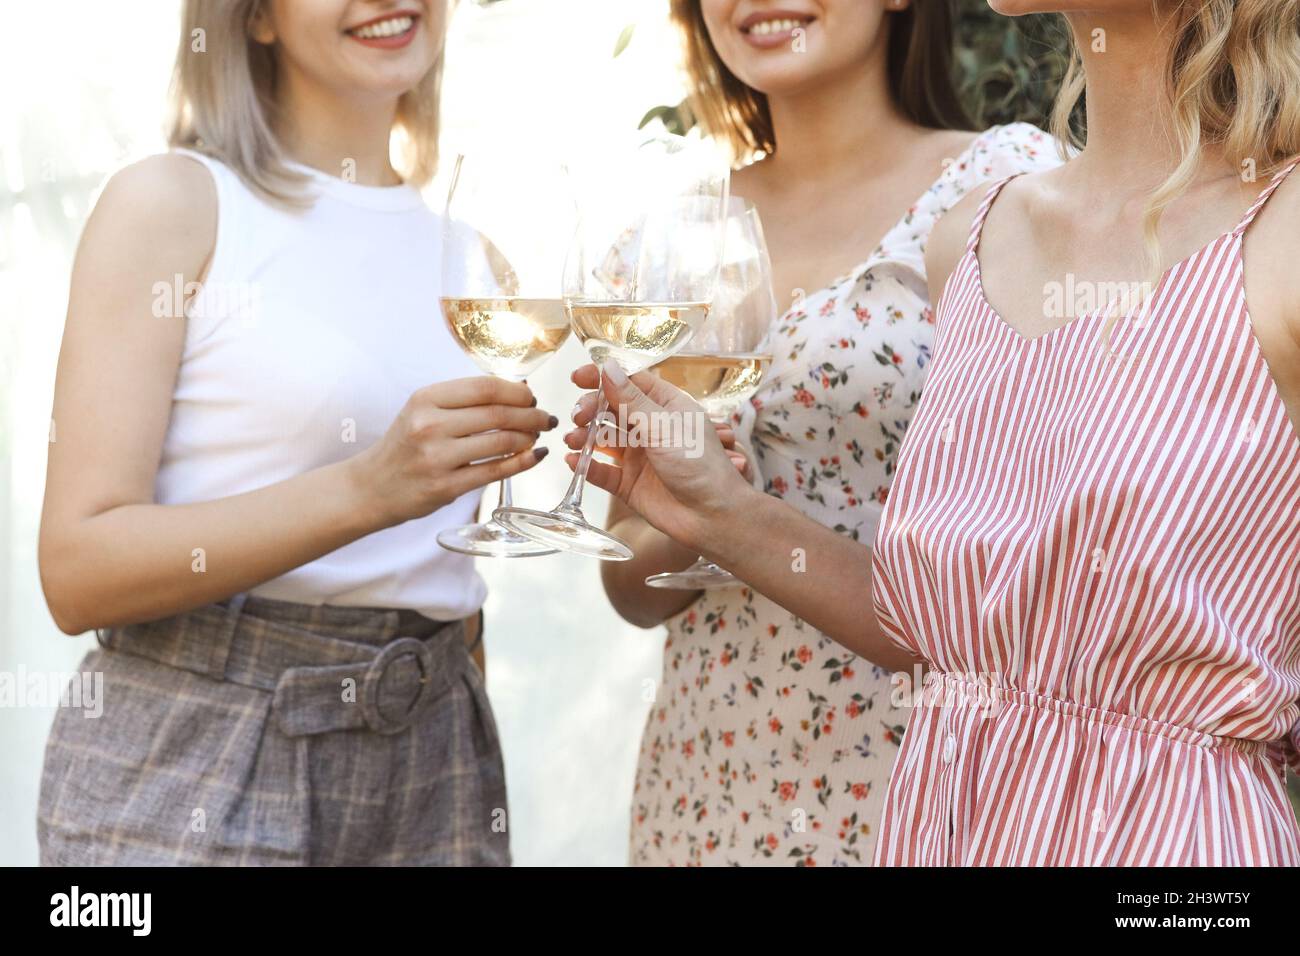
[568,0,1300,866]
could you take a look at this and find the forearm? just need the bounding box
[600,510,703,628]
[40,458,383,633]
[686,489,923,672]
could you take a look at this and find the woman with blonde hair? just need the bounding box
[592,0,1059,866]
[570,0,1300,865]
[36,0,556,865]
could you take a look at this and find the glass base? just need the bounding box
[437,521,558,558]
[645,558,738,590]
[493,506,634,561]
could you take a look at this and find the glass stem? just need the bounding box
[556,372,610,516]
[490,374,522,523]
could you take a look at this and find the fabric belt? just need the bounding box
[96,593,472,738]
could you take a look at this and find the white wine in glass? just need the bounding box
[652,351,772,421]
[493,135,731,561]
[441,297,570,379]
[436,155,575,558]
[645,199,778,589]
[568,301,710,371]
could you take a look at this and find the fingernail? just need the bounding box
[570,402,583,422]
[547,415,559,429]
[530,395,538,407]
[533,447,549,462]
[602,360,628,387]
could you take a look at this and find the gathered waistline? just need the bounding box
[918,671,1271,757]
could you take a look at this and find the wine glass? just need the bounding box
[645,199,776,589]
[493,136,730,560]
[436,154,575,557]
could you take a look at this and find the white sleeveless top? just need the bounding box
[158,149,486,620]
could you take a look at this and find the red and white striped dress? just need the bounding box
[870,161,1300,866]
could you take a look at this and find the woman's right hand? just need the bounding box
[352,376,557,528]
[563,361,757,548]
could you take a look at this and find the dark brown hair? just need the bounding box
[670,0,973,161]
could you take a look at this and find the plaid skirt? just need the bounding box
[37,594,509,866]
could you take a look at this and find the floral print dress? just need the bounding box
[629,124,1061,866]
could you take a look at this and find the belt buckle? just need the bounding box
[360,636,435,735]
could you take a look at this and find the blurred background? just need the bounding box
[8,0,1284,868]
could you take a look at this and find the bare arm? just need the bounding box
[586,404,753,628]
[687,484,915,670]
[565,363,922,672]
[599,497,703,628]
[570,192,988,661]
[39,155,554,635]
[924,186,986,310]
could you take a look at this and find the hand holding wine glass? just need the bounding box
[563,366,753,477]
[645,199,777,588]
[353,376,554,528]
[494,135,731,560]
[560,361,759,548]
[436,154,575,557]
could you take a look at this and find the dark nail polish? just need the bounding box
[533,447,549,462]
[547,415,559,429]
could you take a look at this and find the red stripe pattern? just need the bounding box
[870,162,1300,866]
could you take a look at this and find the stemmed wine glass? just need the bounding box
[645,199,777,588]
[494,136,730,560]
[436,154,575,557]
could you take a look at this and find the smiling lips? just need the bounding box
[346,12,419,49]
[740,11,814,49]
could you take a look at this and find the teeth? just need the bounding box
[352,15,414,39]
[750,18,803,36]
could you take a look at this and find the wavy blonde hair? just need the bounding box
[1052,0,1300,334]
[167,0,444,205]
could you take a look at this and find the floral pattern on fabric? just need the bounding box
[629,124,1062,866]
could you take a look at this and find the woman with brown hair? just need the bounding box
[570,0,1300,866]
[594,0,1059,865]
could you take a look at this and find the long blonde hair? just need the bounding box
[1052,1,1300,290]
[167,0,444,205]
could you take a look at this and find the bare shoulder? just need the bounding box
[927,187,976,275]
[1244,163,1300,349]
[67,153,218,345]
[83,153,217,272]
[926,163,1063,302]
[96,153,215,220]
[924,186,987,302]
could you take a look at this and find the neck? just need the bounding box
[275,69,403,186]
[1067,11,1224,190]
[762,44,916,180]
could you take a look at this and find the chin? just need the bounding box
[342,47,437,98]
[729,52,846,100]
[986,0,1055,13]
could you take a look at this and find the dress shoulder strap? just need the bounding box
[965,174,1024,256]
[1232,158,1300,237]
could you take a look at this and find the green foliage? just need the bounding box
[955,1,1073,131]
